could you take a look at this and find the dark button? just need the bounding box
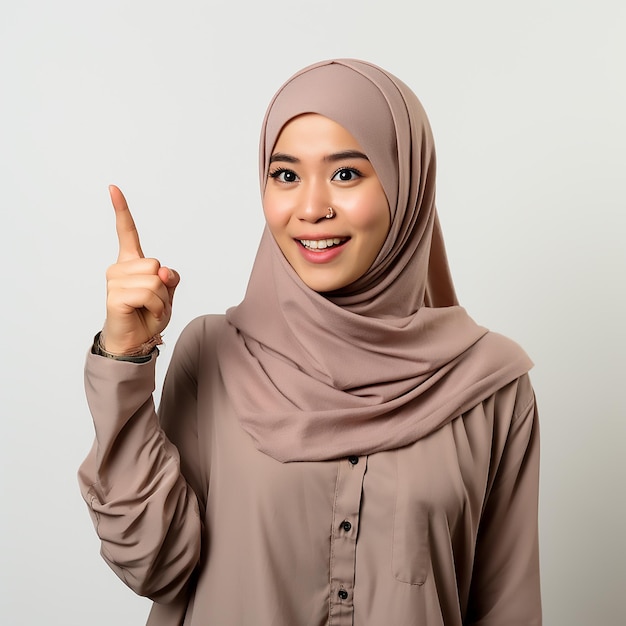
[348,455,359,465]
[341,520,352,532]
[338,589,348,600]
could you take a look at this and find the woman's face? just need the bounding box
[263,113,390,293]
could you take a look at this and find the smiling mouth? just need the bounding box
[298,237,348,251]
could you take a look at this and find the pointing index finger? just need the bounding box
[109,184,145,261]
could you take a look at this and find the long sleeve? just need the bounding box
[77,321,204,604]
[465,375,542,625]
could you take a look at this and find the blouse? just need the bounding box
[78,314,542,625]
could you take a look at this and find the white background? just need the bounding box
[1,1,624,624]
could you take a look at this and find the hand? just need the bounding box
[101,185,180,355]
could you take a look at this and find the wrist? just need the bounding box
[93,331,162,363]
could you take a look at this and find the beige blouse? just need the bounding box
[79,314,541,626]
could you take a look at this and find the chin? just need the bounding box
[300,275,354,294]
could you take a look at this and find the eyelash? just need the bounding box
[268,167,296,182]
[332,167,364,181]
[267,166,364,182]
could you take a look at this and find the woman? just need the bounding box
[79,59,541,625]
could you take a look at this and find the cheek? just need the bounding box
[262,192,288,231]
[344,188,390,235]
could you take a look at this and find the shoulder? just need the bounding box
[493,372,536,423]
[477,330,535,403]
[478,330,533,368]
[169,314,227,378]
[468,330,536,428]
[175,314,227,352]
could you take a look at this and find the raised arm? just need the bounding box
[78,187,201,603]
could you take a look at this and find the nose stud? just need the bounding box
[326,207,335,219]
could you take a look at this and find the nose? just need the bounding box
[295,180,331,223]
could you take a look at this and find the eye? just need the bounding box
[332,167,363,182]
[268,168,299,183]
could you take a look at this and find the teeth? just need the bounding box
[300,238,344,250]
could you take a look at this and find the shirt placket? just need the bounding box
[329,454,367,626]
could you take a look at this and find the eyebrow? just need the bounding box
[269,150,370,164]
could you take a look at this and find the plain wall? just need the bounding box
[1,1,624,624]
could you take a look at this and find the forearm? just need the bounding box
[78,351,201,602]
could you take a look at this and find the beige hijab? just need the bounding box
[217,59,532,462]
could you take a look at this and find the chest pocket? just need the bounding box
[391,423,471,586]
[391,450,431,586]
[391,425,468,586]
[391,409,492,587]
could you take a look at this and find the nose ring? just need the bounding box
[326,207,335,219]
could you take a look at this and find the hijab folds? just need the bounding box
[217,59,532,462]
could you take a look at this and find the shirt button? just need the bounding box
[348,455,359,465]
[338,589,348,600]
[341,520,352,532]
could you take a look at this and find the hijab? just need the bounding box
[217,59,532,462]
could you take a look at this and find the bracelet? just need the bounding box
[92,331,162,363]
